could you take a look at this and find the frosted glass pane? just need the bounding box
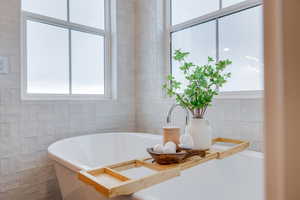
[219,6,263,91]
[71,31,104,94]
[172,21,216,90]
[222,0,246,8]
[22,0,67,20]
[26,21,69,94]
[172,0,219,25]
[70,0,105,29]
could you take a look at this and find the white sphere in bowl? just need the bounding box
[163,141,176,153]
[153,144,164,153]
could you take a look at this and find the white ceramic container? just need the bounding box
[188,118,212,150]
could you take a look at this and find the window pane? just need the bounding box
[222,0,246,8]
[70,0,105,29]
[22,0,67,20]
[219,6,263,91]
[172,0,219,25]
[71,31,105,94]
[26,21,69,94]
[172,21,216,90]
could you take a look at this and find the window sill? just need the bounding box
[215,90,264,99]
[21,93,115,101]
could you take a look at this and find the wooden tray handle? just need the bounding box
[212,138,250,159]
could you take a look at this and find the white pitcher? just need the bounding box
[188,118,212,150]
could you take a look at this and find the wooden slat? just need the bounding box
[179,151,219,170]
[213,137,244,144]
[109,167,181,197]
[78,171,111,197]
[88,168,105,176]
[217,141,250,159]
[212,138,250,159]
[104,168,130,182]
[106,159,138,171]
[135,158,167,171]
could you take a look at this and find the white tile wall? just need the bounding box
[0,0,136,199]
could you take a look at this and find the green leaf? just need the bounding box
[173,49,190,61]
[167,74,174,81]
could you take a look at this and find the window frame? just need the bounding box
[165,0,264,99]
[21,0,113,100]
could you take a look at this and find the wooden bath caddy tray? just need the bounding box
[78,138,249,198]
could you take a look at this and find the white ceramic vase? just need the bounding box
[188,118,212,150]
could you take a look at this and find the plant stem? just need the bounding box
[202,105,208,118]
[176,94,193,113]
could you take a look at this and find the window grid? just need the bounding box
[67,0,73,95]
[21,0,111,100]
[168,0,263,98]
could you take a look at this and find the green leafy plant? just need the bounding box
[163,49,232,119]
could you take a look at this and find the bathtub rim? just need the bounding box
[48,132,160,172]
[48,132,263,173]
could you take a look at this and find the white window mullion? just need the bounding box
[68,29,72,95]
[21,14,28,99]
[217,0,221,62]
[104,0,112,98]
[67,0,72,95]
[163,0,172,84]
[67,0,70,22]
[23,11,105,37]
[216,19,219,62]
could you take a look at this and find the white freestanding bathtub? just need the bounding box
[48,133,264,200]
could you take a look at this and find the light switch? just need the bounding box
[0,56,9,74]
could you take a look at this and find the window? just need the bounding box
[169,0,263,97]
[219,7,263,91]
[171,0,219,25]
[21,0,111,99]
[172,21,216,89]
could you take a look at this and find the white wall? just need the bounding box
[135,0,264,152]
[0,0,136,199]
